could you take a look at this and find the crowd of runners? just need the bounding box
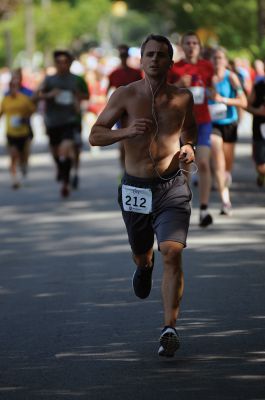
[0,35,264,204]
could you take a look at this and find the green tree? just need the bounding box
[121,0,261,57]
[0,0,111,67]
[0,0,264,67]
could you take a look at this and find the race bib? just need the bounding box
[208,103,227,121]
[10,115,22,128]
[55,90,74,105]
[260,123,265,139]
[122,184,152,214]
[189,86,205,104]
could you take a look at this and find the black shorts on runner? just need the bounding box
[118,171,192,255]
[7,134,30,153]
[212,122,238,143]
[253,140,265,165]
[46,123,81,147]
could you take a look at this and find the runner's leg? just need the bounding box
[211,133,231,210]
[160,241,184,327]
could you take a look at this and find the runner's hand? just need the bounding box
[46,88,61,99]
[126,118,154,138]
[214,93,225,103]
[179,145,195,164]
[179,75,192,88]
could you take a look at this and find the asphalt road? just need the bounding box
[0,132,264,400]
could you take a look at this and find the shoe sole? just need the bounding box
[158,332,180,357]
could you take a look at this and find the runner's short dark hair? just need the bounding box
[118,44,129,57]
[53,50,74,62]
[140,34,173,60]
[181,31,201,47]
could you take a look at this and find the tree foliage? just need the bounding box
[121,0,260,56]
[0,0,263,68]
[0,0,111,67]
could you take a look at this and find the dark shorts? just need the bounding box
[118,172,192,255]
[212,122,238,143]
[46,123,81,147]
[253,140,265,165]
[7,134,30,153]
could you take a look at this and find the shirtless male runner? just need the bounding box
[89,34,197,357]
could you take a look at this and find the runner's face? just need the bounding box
[213,50,227,69]
[182,35,200,60]
[55,56,71,74]
[141,40,172,77]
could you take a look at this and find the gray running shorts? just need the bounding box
[118,171,192,255]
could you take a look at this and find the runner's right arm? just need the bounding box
[34,78,60,101]
[89,86,152,147]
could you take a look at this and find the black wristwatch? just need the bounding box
[184,142,196,153]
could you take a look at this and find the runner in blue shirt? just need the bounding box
[209,47,247,215]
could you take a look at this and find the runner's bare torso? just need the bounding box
[90,40,197,178]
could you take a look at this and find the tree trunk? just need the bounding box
[3,28,12,68]
[24,0,35,64]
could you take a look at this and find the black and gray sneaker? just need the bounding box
[199,210,213,227]
[132,253,154,299]
[158,326,180,358]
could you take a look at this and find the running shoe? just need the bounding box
[132,253,154,299]
[257,173,265,187]
[158,326,180,358]
[220,203,232,216]
[71,174,79,189]
[12,182,20,190]
[199,210,213,227]
[61,184,70,198]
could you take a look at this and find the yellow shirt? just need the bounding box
[1,93,35,137]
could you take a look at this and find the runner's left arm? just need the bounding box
[179,91,197,164]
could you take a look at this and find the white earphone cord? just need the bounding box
[146,75,198,181]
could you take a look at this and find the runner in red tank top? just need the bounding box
[169,32,214,227]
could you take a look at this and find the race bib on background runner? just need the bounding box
[208,103,227,121]
[189,87,205,104]
[55,90,74,105]
[10,115,23,128]
[122,185,152,214]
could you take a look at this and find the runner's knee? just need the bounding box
[160,242,183,265]
[198,158,210,172]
